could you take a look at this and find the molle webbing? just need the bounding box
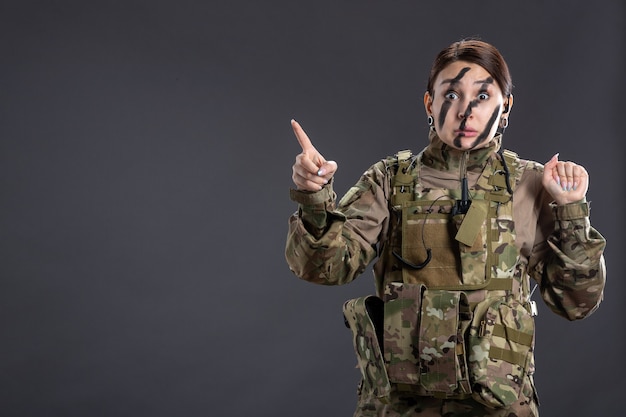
[483,152,517,291]
[344,148,534,405]
[390,150,416,206]
[386,148,521,293]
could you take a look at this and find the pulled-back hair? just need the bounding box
[427,39,513,98]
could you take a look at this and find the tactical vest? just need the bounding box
[343,148,537,408]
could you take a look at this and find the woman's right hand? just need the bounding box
[291,119,337,191]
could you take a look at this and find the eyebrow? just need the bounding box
[475,77,494,85]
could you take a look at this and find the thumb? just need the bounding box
[544,152,559,169]
[543,152,561,187]
[317,160,337,177]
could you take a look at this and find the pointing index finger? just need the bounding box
[291,119,315,153]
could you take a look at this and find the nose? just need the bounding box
[458,100,474,120]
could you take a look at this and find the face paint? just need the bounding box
[429,61,507,151]
[458,100,479,130]
[459,78,493,126]
[438,67,470,130]
[452,78,496,148]
[475,106,501,144]
[439,100,451,131]
[464,106,500,149]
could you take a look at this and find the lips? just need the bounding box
[455,128,477,137]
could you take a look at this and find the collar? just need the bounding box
[422,127,503,173]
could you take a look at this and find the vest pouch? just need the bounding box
[343,296,391,402]
[468,296,535,408]
[400,200,461,288]
[451,199,489,286]
[418,289,472,396]
[382,282,424,385]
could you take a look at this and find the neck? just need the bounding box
[423,127,501,172]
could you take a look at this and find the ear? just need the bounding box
[503,94,514,114]
[423,91,433,115]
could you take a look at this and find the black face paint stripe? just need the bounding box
[438,67,471,130]
[459,99,479,130]
[439,101,451,130]
[470,106,500,148]
[440,67,471,86]
[454,105,499,149]
[457,78,495,132]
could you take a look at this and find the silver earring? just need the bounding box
[500,117,509,129]
[427,115,434,126]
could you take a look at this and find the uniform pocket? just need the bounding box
[468,297,535,408]
[418,289,472,395]
[450,199,489,286]
[399,200,461,288]
[343,296,391,401]
[382,282,424,385]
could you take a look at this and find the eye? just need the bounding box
[478,92,489,100]
[445,91,458,100]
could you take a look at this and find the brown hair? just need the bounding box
[427,39,513,98]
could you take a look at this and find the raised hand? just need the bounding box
[291,119,338,191]
[542,153,589,205]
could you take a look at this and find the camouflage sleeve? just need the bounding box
[285,161,390,286]
[536,200,607,321]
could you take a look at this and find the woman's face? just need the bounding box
[424,60,511,151]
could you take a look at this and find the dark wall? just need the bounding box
[1,1,623,416]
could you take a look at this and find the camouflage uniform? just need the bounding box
[285,130,606,416]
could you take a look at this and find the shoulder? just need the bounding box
[502,150,544,177]
[514,156,548,200]
[366,149,418,180]
[518,158,544,179]
[339,150,417,207]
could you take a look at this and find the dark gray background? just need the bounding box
[1,1,623,416]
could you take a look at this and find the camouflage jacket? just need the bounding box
[285,131,606,321]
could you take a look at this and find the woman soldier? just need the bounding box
[285,39,606,417]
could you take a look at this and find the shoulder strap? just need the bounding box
[388,149,420,206]
[490,149,523,197]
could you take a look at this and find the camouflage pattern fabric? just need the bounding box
[541,201,606,320]
[286,130,606,416]
[382,283,424,385]
[468,296,535,408]
[353,386,538,416]
[418,289,472,396]
[343,296,391,402]
[385,146,521,293]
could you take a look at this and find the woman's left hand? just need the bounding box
[542,153,589,205]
